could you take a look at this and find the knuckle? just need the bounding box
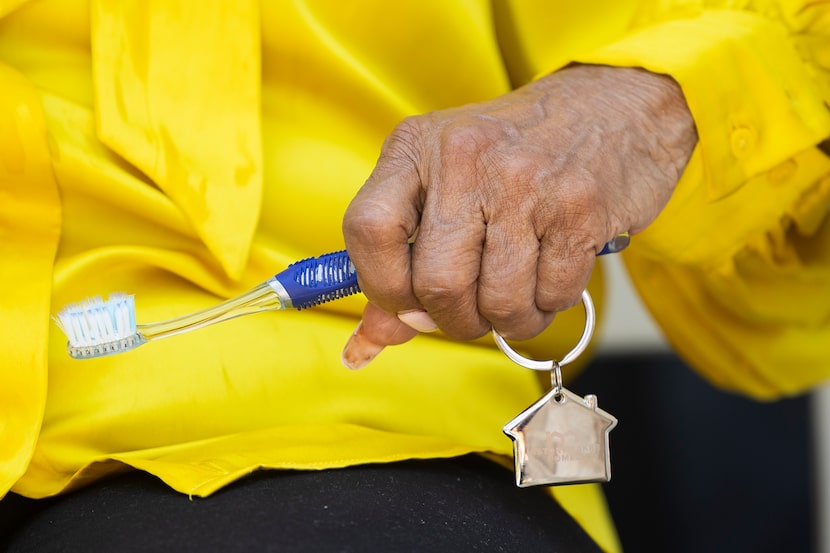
[435,122,521,199]
[553,173,602,220]
[342,204,388,241]
[477,291,518,324]
[412,273,489,341]
[439,122,491,156]
[383,116,425,162]
[537,184,607,250]
[436,120,508,180]
[412,270,468,306]
[500,153,545,183]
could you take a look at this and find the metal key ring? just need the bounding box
[492,289,595,371]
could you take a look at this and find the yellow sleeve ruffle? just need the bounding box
[569,3,830,398]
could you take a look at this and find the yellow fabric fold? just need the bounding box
[0,0,28,19]
[55,424,486,497]
[90,0,262,280]
[0,63,61,498]
[622,148,830,398]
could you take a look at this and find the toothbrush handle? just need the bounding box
[268,234,628,310]
[268,250,360,310]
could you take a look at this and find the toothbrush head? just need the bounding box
[54,293,146,359]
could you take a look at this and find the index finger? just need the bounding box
[342,126,424,315]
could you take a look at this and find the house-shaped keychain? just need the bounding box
[503,386,617,487]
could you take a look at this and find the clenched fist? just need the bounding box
[342,64,697,369]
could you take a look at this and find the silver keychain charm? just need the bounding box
[495,290,617,488]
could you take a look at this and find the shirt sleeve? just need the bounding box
[567,4,830,398]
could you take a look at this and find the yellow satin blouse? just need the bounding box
[1,1,829,552]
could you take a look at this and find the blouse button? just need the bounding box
[730,127,757,159]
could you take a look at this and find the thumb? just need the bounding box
[341,302,427,369]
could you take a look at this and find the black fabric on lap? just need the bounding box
[1,455,602,552]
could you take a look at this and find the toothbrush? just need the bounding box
[56,250,360,360]
[55,234,630,360]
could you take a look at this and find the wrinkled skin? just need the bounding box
[341,64,697,369]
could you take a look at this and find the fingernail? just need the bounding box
[397,309,438,333]
[341,321,385,370]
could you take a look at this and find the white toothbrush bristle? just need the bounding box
[55,294,144,359]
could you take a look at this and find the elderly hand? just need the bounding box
[341,64,697,369]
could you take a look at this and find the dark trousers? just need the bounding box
[0,454,602,552]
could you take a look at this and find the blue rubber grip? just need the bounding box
[272,250,361,310]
